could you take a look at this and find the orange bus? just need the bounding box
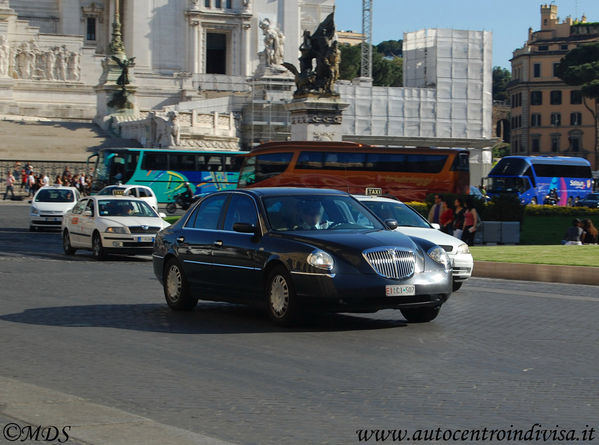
[237,142,470,202]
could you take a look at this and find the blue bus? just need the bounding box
[485,156,593,205]
[88,148,248,203]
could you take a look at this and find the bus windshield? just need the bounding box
[93,150,139,190]
[486,177,531,194]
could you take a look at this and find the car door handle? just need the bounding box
[176,236,185,243]
[213,240,223,247]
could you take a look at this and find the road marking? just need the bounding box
[0,376,235,445]
[466,286,599,302]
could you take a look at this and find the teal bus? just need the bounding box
[88,148,247,203]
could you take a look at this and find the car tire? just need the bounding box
[266,266,300,326]
[400,306,440,323]
[452,281,463,292]
[166,202,177,214]
[163,258,197,311]
[92,232,106,260]
[63,230,76,256]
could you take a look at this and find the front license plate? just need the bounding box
[385,285,416,296]
[137,236,155,243]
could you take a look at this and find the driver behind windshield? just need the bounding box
[295,201,332,230]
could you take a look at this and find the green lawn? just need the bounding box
[164,216,181,224]
[470,245,599,267]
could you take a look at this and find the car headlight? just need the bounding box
[105,226,129,234]
[427,246,450,269]
[307,249,334,271]
[31,207,39,215]
[456,243,470,254]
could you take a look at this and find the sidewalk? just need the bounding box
[473,261,599,286]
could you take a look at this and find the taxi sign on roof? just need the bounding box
[365,187,382,196]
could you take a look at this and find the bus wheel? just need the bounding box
[531,197,537,205]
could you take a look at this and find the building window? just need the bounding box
[205,0,211,7]
[226,0,232,8]
[551,112,561,127]
[86,17,96,41]
[550,90,562,105]
[569,131,582,152]
[561,44,568,50]
[538,45,548,51]
[511,92,522,108]
[533,63,541,77]
[531,136,541,153]
[571,90,583,104]
[553,63,560,77]
[206,33,227,74]
[512,138,520,153]
[571,112,582,126]
[215,0,222,7]
[531,113,542,127]
[531,91,542,105]
[551,134,560,152]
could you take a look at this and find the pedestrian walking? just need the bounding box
[428,194,444,225]
[27,171,35,197]
[461,198,479,246]
[453,198,465,239]
[3,170,16,200]
[439,197,454,234]
[42,173,49,187]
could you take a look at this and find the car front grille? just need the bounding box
[128,226,160,234]
[363,247,416,280]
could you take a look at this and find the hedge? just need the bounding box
[524,205,599,217]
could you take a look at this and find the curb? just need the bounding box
[473,261,599,286]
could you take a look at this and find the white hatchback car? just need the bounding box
[355,195,474,291]
[29,186,80,231]
[97,185,158,210]
[61,195,169,259]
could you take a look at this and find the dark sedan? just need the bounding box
[576,193,599,208]
[152,188,452,325]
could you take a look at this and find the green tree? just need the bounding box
[556,42,599,167]
[492,66,511,102]
[339,44,403,87]
[375,40,403,58]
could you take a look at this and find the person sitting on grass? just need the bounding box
[581,219,598,244]
[562,219,584,245]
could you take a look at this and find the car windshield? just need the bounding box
[98,187,127,196]
[361,200,431,228]
[98,199,157,217]
[263,195,384,232]
[35,189,76,203]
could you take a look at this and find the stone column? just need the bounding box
[189,18,200,75]
[285,97,349,142]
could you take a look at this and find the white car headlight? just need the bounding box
[427,246,450,269]
[105,226,129,234]
[456,243,470,254]
[307,249,334,271]
[31,207,39,215]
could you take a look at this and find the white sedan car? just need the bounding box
[29,186,80,231]
[355,195,474,291]
[61,196,169,259]
[97,185,158,210]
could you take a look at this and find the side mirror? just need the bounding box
[384,219,399,230]
[83,210,93,217]
[431,223,441,230]
[159,212,167,219]
[233,222,258,234]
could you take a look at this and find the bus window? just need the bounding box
[224,155,243,172]
[365,153,447,173]
[523,166,536,187]
[239,153,292,186]
[533,163,592,179]
[206,155,223,172]
[451,152,470,171]
[142,153,168,171]
[323,152,366,170]
[169,153,196,171]
[296,152,324,169]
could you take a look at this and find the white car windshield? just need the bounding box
[263,195,384,232]
[98,199,157,217]
[362,201,431,228]
[35,189,76,203]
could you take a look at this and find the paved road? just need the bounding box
[0,205,597,444]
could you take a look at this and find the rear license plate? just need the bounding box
[137,236,154,243]
[385,285,416,296]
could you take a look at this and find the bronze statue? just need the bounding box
[108,56,136,110]
[284,13,340,97]
[112,56,135,87]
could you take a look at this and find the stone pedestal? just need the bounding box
[94,56,137,131]
[285,96,349,142]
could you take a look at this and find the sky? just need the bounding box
[335,0,599,69]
